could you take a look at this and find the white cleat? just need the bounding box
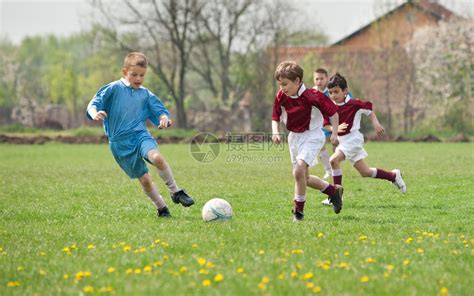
[392,169,406,193]
[323,171,332,180]
[321,197,333,206]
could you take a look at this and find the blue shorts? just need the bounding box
[109,131,157,179]
[322,127,331,138]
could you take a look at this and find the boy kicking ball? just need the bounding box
[86,52,194,219]
[271,61,344,222]
[325,73,406,194]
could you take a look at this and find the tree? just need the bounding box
[408,19,474,133]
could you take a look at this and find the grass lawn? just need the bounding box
[0,142,473,295]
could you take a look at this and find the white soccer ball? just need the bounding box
[202,198,233,222]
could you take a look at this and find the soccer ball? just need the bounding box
[202,198,233,222]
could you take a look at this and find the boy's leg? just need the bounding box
[138,173,170,218]
[147,149,195,206]
[319,146,332,180]
[307,172,343,214]
[330,151,345,185]
[353,160,406,193]
[292,160,307,221]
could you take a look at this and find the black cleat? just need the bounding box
[157,207,171,218]
[329,185,343,214]
[171,189,195,207]
[292,209,304,222]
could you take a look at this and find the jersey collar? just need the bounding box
[336,96,351,106]
[289,83,306,99]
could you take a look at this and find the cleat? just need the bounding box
[171,189,195,207]
[292,209,304,222]
[329,185,343,214]
[392,169,406,193]
[323,171,332,180]
[157,207,171,218]
[321,197,333,206]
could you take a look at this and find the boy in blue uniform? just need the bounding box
[86,52,194,218]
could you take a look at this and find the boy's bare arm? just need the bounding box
[368,112,385,136]
[271,120,282,144]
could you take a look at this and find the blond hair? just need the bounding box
[123,52,148,69]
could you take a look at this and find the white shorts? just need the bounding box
[336,131,367,165]
[288,129,325,167]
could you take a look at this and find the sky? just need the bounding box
[0,0,472,45]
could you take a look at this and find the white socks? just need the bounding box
[369,168,377,178]
[319,149,332,173]
[156,166,179,193]
[144,185,167,209]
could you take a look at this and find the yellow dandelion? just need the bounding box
[39,252,46,256]
[39,269,47,276]
[17,266,24,271]
[63,273,69,280]
[387,264,395,271]
[344,251,350,256]
[123,246,131,252]
[214,273,224,282]
[236,267,245,273]
[83,286,94,293]
[291,271,298,278]
[154,261,163,266]
[403,259,411,266]
[63,247,71,253]
[107,267,116,273]
[259,250,265,255]
[303,272,314,280]
[202,279,211,287]
[261,276,270,284]
[143,266,152,273]
[338,262,349,269]
[257,282,266,290]
[134,268,142,274]
[317,232,324,238]
[87,244,95,250]
[306,282,315,289]
[291,249,304,254]
[154,239,161,244]
[206,261,215,268]
[199,269,209,275]
[179,266,188,273]
[161,242,169,248]
[358,235,368,240]
[366,257,376,263]
[360,275,369,283]
[192,243,199,248]
[416,248,424,254]
[405,237,413,244]
[440,287,448,296]
[278,273,285,280]
[98,286,114,293]
[163,255,169,260]
[198,258,206,266]
[313,286,322,293]
[7,281,21,287]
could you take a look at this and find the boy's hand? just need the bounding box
[338,122,348,133]
[159,115,172,129]
[374,123,385,137]
[94,111,107,121]
[272,134,282,144]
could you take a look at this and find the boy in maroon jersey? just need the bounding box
[325,73,406,193]
[271,61,344,221]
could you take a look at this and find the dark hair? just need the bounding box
[328,73,348,89]
[314,68,328,76]
[274,61,304,82]
[124,52,148,68]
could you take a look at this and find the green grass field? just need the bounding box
[0,142,473,295]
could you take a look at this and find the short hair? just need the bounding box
[123,52,148,68]
[274,61,304,82]
[328,73,348,90]
[314,68,328,76]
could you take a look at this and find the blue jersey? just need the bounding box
[86,78,169,140]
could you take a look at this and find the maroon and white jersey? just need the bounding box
[272,84,337,133]
[324,97,372,137]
